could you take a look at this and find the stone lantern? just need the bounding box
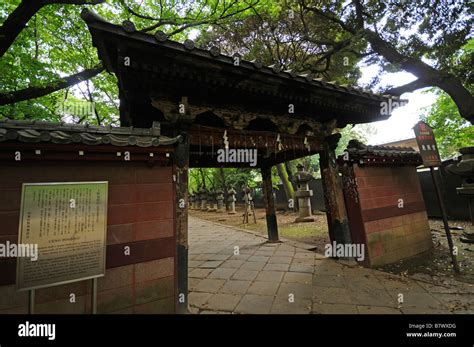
[228,187,237,214]
[200,188,208,211]
[447,146,474,236]
[216,189,225,212]
[242,186,256,224]
[208,189,217,212]
[194,190,201,210]
[294,163,314,222]
[189,192,194,209]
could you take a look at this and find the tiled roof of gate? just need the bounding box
[340,139,422,165]
[0,120,180,147]
[81,9,401,104]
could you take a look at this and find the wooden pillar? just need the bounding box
[173,134,189,313]
[261,165,279,242]
[175,134,189,314]
[319,134,352,244]
[173,107,193,314]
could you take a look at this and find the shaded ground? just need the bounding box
[189,205,330,252]
[188,216,474,314]
[380,219,474,285]
[190,206,474,287]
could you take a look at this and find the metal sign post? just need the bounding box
[414,121,460,274]
[91,278,98,314]
[28,289,35,314]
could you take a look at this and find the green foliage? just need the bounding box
[336,123,377,156]
[0,0,262,123]
[421,91,473,159]
[189,168,261,193]
[0,1,113,121]
[2,0,472,122]
[196,2,363,82]
[421,40,473,159]
[1,0,470,175]
[286,123,376,179]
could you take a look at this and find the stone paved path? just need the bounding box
[188,217,474,314]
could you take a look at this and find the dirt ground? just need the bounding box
[189,205,474,284]
[381,219,474,284]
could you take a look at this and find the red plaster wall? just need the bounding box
[346,165,432,267]
[0,160,176,314]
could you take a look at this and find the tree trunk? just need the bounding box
[219,167,229,211]
[285,161,299,210]
[199,168,206,189]
[276,163,295,210]
[0,0,43,58]
[285,161,295,185]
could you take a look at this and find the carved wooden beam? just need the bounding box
[150,97,337,136]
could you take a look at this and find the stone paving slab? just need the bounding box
[219,280,252,295]
[356,305,401,314]
[234,294,274,314]
[208,268,238,280]
[206,293,242,311]
[247,281,280,296]
[313,274,346,288]
[278,282,313,300]
[312,303,358,314]
[232,269,259,281]
[255,271,284,282]
[188,216,473,314]
[289,264,314,273]
[271,297,312,314]
[264,263,290,271]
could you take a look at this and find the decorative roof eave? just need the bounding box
[81,9,403,121]
[338,140,422,166]
[0,120,180,147]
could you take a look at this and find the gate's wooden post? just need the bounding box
[173,106,193,314]
[175,134,189,314]
[319,133,352,244]
[261,164,279,242]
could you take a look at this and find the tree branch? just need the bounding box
[0,64,105,106]
[301,0,473,122]
[363,29,474,122]
[166,3,257,37]
[118,0,160,21]
[301,2,356,34]
[50,0,104,4]
[352,0,365,30]
[385,79,431,96]
[319,39,351,59]
[0,0,104,58]
[140,19,178,33]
